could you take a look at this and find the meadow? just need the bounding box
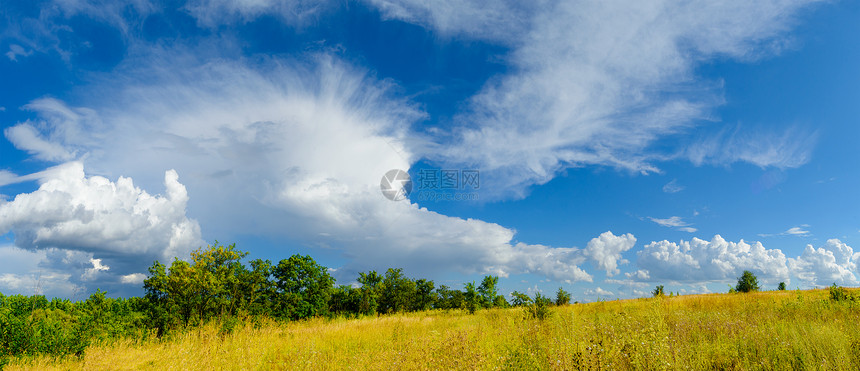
[8,288,860,370]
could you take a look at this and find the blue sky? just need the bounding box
[0,0,858,301]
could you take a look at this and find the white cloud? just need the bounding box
[648,216,697,233]
[0,245,80,297]
[406,0,821,198]
[0,171,20,187]
[635,235,789,284]
[4,123,77,162]
[2,98,106,162]
[785,226,811,236]
[788,239,858,286]
[184,0,331,27]
[0,0,827,295]
[583,231,636,277]
[5,44,33,61]
[584,287,614,297]
[624,270,650,281]
[662,179,684,193]
[82,258,110,282]
[0,162,202,294]
[685,124,817,169]
[366,0,531,42]
[0,0,156,62]
[649,216,687,228]
[168,1,821,198]
[120,273,146,285]
[759,224,811,238]
[3,51,620,287]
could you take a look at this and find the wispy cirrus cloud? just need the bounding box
[758,224,811,237]
[684,124,817,169]
[648,216,697,233]
[374,0,823,198]
[184,0,332,28]
[662,179,684,193]
[784,226,811,236]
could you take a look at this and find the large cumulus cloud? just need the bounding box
[0,162,202,295]
[635,235,790,285]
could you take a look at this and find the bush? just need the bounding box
[555,287,571,306]
[525,293,552,320]
[510,291,532,307]
[735,271,760,293]
[652,285,665,297]
[830,283,853,302]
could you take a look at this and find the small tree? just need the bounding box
[526,293,552,320]
[777,282,786,291]
[510,291,532,307]
[477,276,499,308]
[464,282,479,314]
[493,294,510,308]
[555,287,571,306]
[652,285,665,297]
[735,270,760,293]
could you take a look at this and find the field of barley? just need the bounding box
[8,289,860,370]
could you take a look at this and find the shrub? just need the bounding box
[652,285,665,297]
[510,291,532,307]
[555,287,571,306]
[735,270,760,293]
[525,293,551,320]
[830,283,853,302]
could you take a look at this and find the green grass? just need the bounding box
[8,289,860,370]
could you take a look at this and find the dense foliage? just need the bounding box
[735,270,760,293]
[0,242,557,365]
[0,291,147,367]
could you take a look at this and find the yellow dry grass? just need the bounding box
[8,289,860,370]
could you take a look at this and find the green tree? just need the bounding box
[778,282,787,291]
[143,242,249,330]
[236,259,275,315]
[477,276,499,308]
[493,294,510,308]
[464,282,479,314]
[357,270,383,315]
[412,279,436,311]
[555,287,571,306]
[328,285,362,316]
[510,291,533,307]
[190,242,249,318]
[272,254,335,320]
[652,285,665,297]
[526,292,552,320]
[735,270,760,293]
[434,285,465,310]
[378,268,417,314]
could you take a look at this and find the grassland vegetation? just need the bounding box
[5,242,860,369]
[8,289,860,370]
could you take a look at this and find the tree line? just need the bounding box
[0,242,571,364]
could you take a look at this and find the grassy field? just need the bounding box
[7,289,860,370]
